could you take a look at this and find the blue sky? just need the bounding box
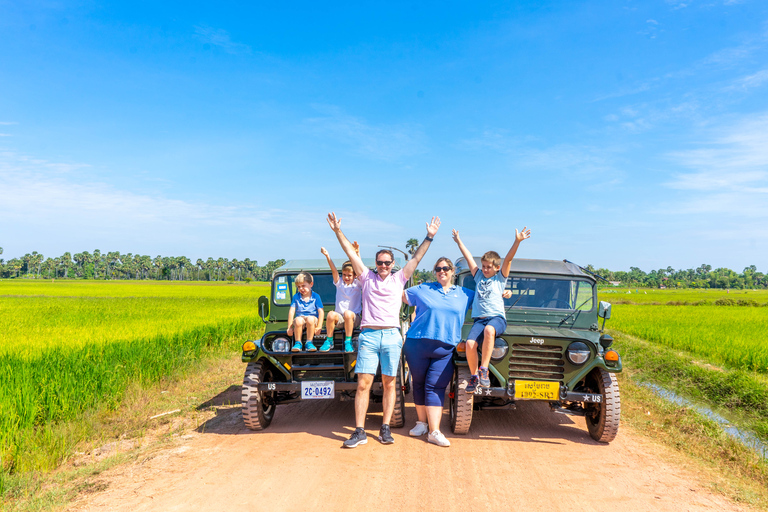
[1,1,767,272]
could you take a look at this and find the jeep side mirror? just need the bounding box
[598,301,612,319]
[258,296,270,321]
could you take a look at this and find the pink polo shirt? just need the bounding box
[358,269,408,328]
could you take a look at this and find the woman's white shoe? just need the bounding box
[428,430,450,447]
[409,421,429,436]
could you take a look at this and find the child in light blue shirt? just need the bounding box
[452,227,531,392]
[286,272,324,352]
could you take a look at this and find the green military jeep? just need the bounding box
[241,258,411,430]
[450,258,621,443]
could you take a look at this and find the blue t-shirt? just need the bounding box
[405,283,474,346]
[472,271,508,318]
[290,292,323,317]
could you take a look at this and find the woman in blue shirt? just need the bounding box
[402,257,474,447]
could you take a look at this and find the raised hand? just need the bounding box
[352,241,360,256]
[320,247,329,257]
[426,216,441,238]
[451,229,461,244]
[326,212,342,232]
[516,227,531,242]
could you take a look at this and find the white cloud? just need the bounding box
[726,69,768,91]
[303,105,427,161]
[0,151,401,260]
[664,112,768,218]
[194,26,252,55]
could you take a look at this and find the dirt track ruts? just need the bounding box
[68,391,750,512]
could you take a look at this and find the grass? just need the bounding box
[0,280,269,498]
[604,304,768,373]
[599,287,768,306]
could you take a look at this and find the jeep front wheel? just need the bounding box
[584,367,620,443]
[242,361,275,430]
[450,365,474,435]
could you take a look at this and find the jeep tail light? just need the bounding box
[456,342,467,358]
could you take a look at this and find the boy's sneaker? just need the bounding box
[305,341,317,352]
[343,428,367,448]
[428,430,451,447]
[378,424,395,444]
[291,341,302,352]
[465,374,479,394]
[478,366,491,387]
[319,338,333,352]
[409,421,429,437]
[343,339,354,353]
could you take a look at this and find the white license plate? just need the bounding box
[301,381,335,400]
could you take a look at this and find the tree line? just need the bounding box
[0,246,764,289]
[0,247,285,282]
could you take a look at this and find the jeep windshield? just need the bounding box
[461,274,595,311]
[272,273,337,306]
[504,276,594,311]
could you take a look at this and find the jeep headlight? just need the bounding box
[566,341,591,365]
[271,336,291,353]
[490,338,508,361]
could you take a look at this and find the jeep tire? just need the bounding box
[391,367,406,428]
[584,367,620,443]
[450,365,474,435]
[242,361,275,430]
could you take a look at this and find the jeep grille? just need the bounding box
[508,343,565,381]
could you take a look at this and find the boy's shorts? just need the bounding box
[355,328,403,377]
[331,310,361,330]
[468,316,507,342]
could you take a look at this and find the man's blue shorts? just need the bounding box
[355,328,403,377]
[468,316,507,342]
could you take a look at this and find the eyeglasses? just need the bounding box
[376,260,394,266]
[434,266,452,272]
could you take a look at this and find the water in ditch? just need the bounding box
[640,381,767,459]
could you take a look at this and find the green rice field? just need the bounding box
[0,280,268,483]
[599,287,768,306]
[598,288,768,373]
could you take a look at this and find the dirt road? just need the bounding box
[69,392,749,512]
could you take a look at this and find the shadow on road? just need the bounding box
[194,384,606,446]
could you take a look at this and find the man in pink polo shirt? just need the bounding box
[327,212,440,448]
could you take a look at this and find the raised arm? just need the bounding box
[320,247,339,284]
[500,226,531,278]
[402,216,440,280]
[452,229,478,276]
[326,212,367,277]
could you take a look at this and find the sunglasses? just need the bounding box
[434,266,452,272]
[376,260,394,266]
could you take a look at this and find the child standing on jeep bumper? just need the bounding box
[286,272,325,352]
[452,227,531,392]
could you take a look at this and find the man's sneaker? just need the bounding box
[343,427,367,448]
[319,338,333,352]
[305,341,317,352]
[343,339,354,353]
[478,366,491,387]
[378,424,395,444]
[428,430,451,447]
[291,341,302,352]
[409,421,429,437]
[465,374,479,394]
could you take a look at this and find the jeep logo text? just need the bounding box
[530,338,545,345]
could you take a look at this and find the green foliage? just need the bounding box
[0,280,267,483]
